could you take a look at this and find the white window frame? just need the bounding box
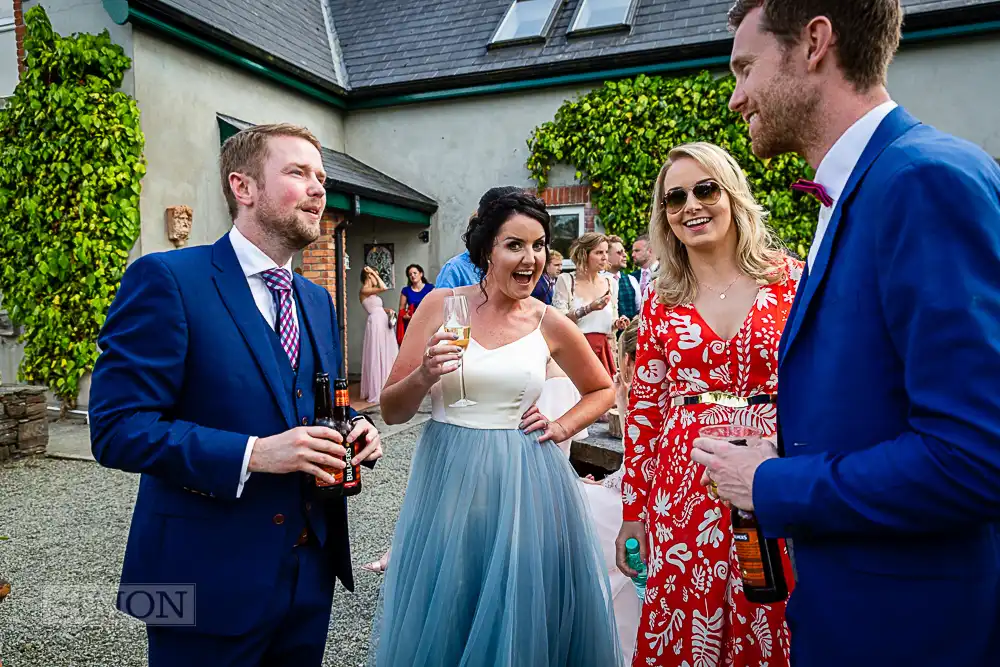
[547,205,586,270]
[1,16,18,99]
[489,0,562,47]
[567,0,640,36]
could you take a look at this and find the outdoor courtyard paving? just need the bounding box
[0,418,422,667]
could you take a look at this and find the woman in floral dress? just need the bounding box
[617,143,803,667]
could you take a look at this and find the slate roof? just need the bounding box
[217,114,437,212]
[333,0,1000,93]
[139,0,1000,95]
[132,0,344,91]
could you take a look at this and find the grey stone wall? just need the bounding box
[0,385,48,461]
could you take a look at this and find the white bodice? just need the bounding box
[431,328,550,429]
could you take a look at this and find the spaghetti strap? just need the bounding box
[536,305,547,330]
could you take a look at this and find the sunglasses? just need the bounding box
[662,180,723,214]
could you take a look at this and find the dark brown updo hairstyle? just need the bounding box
[463,186,551,299]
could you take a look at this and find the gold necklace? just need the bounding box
[700,275,741,300]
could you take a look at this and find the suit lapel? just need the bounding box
[780,107,921,366]
[295,275,336,379]
[211,236,295,428]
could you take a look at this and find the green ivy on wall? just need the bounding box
[0,6,145,405]
[527,71,818,259]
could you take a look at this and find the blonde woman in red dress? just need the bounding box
[616,142,803,667]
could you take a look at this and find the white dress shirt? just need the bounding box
[229,225,297,498]
[808,101,898,268]
[639,261,659,306]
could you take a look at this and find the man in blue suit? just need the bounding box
[693,1,1000,665]
[89,123,383,666]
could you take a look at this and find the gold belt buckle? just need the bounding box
[704,391,749,408]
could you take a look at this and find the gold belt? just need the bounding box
[671,391,776,409]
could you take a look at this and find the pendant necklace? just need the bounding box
[701,275,741,300]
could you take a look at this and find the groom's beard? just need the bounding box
[257,194,322,252]
[750,71,821,161]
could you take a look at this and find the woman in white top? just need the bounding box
[368,188,623,667]
[553,233,629,380]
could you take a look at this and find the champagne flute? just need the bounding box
[442,294,475,407]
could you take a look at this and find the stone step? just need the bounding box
[570,421,623,478]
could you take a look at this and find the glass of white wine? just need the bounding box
[442,294,475,407]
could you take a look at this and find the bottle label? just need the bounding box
[316,465,343,488]
[344,441,358,489]
[335,389,350,408]
[733,527,768,588]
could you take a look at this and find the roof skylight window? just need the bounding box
[489,0,562,46]
[568,0,639,34]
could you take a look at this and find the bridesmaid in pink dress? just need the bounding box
[360,266,399,404]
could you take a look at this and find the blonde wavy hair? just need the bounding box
[568,232,608,276]
[649,142,787,307]
[617,316,640,372]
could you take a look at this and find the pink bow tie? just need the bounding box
[790,179,834,207]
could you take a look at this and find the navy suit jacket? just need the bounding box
[89,235,360,636]
[757,107,1000,665]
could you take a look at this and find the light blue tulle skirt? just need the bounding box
[367,420,624,667]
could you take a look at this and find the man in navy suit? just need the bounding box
[89,123,383,666]
[693,1,1000,665]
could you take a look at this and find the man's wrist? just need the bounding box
[350,414,375,428]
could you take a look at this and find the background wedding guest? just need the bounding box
[618,233,655,320]
[579,315,642,665]
[359,266,398,404]
[553,233,628,381]
[395,264,433,345]
[531,249,562,305]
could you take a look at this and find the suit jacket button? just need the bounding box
[301,416,308,425]
[273,514,285,525]
[297,389,303,399]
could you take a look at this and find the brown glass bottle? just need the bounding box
[730,438,788,604]
[335,378,362,497]
[313,372,344,497]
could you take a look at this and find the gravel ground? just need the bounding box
[0,424,421,667]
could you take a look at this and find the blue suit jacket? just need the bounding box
[89,235,360,636]
[756,107,1000,665]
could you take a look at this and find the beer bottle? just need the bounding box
[313,372,344,496]
[730,437,788,604]
[334,378,363,497]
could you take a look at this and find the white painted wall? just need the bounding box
[344,85,595,281]
[130,28,346,257]
[887,35,1000,157]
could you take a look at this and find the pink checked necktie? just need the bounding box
[260,268,299,370]
[790,179,834,207]
[639,269,650,298]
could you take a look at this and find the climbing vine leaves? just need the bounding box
[0,6,145,405]
[527,72,818,258]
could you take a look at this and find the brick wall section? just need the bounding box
[527,185,598,232]
[13,0,25,76]
[300,210,348,371]
[300,210,341,292]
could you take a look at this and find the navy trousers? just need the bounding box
[147,542,334,667]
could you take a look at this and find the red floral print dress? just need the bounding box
[623,257,803,667]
